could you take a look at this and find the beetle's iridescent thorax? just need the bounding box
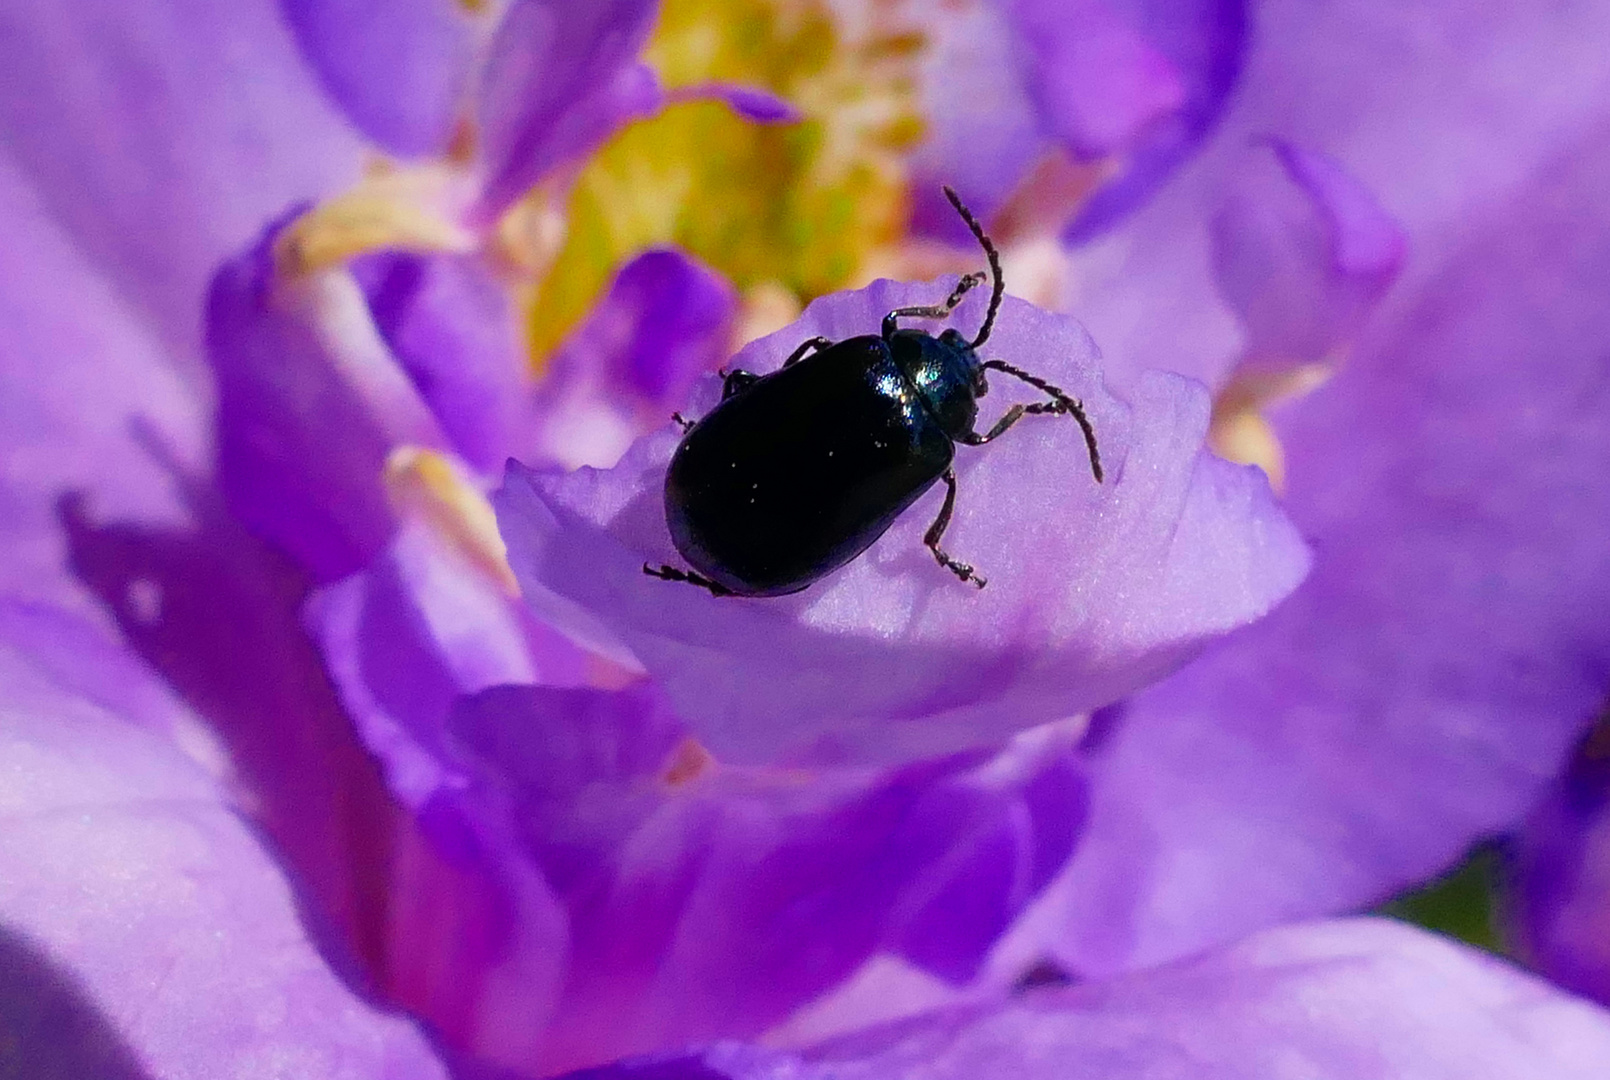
[887,326,986,440]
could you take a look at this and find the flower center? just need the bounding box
[524,0,926,366]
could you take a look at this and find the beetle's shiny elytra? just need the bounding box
[646,187,1103,598]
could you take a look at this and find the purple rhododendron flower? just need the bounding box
[9,0,1610,1076]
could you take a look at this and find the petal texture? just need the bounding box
[282,0,477,157]
[496,280,1309,765]
[0,604,449,1079]
[1042,123,1610,977]
[569,919,1610,1080]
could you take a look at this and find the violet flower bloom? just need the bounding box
[8,1,1610,1079]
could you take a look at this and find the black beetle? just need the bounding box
[645,187,1103,598]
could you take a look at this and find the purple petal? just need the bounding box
[909,1,1045,241]
[0,0,365,363]
[1512,724,1610,1005]
[305,517,600,807]
[0,604,448,1078]
[281,0,477,157]
[496,280,1309,766]
[664,83,802,124]
[529,248,737,469]
[1030,0,1248,244]
[475,0,660,218]
[206,212,450,582]
[1211,139,1406,362]
[1009,0,1187,161]
[0,156,206,608]
[58,478,571,1062]
[1041,124,1610,977]
[575,919,1610,1079]
[356,251,530,474]
[446,682,1085,1073]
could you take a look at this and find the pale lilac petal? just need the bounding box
[1041,124,1610,977]
[0,155,206,609]
[447,683,1085,1073]
[475,0,660,217]
[1211,139,1406,362]
[281,0,477,157]
[356,251,530,474]
[496,280,1309,766]
[0,605,449,1079]
[573,920,1610,1080]
[529,249,737,469]
[0,0,365,363]
[1512,727,1610,1006]
[60,492,409,977]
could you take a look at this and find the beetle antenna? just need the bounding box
[943,185,1004,349]
[982,360,1103,482]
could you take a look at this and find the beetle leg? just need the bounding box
[881,272,987,337]
[721,368,761,399]
[975,360,1103,482]
[643,562,734,597]
[924,469,987,589]
[671,412,694,432]
[782,337,833,368]
[960,403,1026,446]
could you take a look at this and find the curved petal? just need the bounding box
[1039,124,1610,977]
[1033,0,1248,244]
[1211,139,1406,362]
[569,919,1610,1080]
[206,213,450,582]
[446,682,1085,1074]
[304,515,600,808]
[1511,722,1610,1005]
[495,280,1309,766]
[529,248,737,470]
[475,0,660,218]
[0,0,365,362]
[281,0,477,157]
[0,604,449,1079]
[356,251,531,475]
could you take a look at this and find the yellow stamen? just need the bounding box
[1208,361,1333,492]
[383,447,520,596]
[521,0,925,369]
[274,174,476,279]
